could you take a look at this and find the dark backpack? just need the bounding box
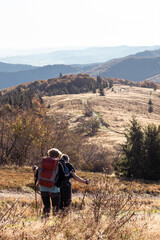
[55,159,66,187]
[38,157,59,188]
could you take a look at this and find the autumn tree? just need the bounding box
[0,108,16,165]
[0,106,84,167]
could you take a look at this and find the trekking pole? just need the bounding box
[35,183,38,218]
[32,165,38,218]
[79,180,89,210]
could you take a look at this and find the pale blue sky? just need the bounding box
[0,0,160,52]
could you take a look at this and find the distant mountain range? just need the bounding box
[1,46,160,90]
[88,56,160,82]
[0,62,37,72]
[1,45,160,66]
[0,64,86,89]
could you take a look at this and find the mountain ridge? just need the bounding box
[1,45,160,66]
[1,47,160,89]
[0,61,37,72]
[88,56,160,82]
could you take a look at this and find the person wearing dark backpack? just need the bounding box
[59,154,74,209]
[59,154,90,210]
[36,148,72,217]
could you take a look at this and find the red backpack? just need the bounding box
[38,157,59,188]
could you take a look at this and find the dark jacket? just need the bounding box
[56,161,73,187]
[59,159,75,174]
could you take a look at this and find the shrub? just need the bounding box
[76,117,100,137]
[80,143,112,173]
[83,103,93,117]
[148,99,153,112]
[148,104,153,113]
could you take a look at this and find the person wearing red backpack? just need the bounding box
[36,148,73,217]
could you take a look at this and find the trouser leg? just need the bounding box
[60,182,72,208]
[41,191,50,216]
[59,189,64,210]
[64,183,72,207]
[50,193,60,213]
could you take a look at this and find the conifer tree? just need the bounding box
[148,105,153,113]
[115,118,144,178]
[97,75,102,87]
[59,73,63,78]
[148,99,153,113]
[115,119,160,180]
[143,124,160,180]
[92,85,96,93]
[99,85,105,96]
[108,79,113,88]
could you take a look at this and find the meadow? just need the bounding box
[43,84,160,153]
[0,166,160,239]
[0,85,160,239]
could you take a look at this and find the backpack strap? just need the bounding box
[58,159,66,174]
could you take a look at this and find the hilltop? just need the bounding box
[0,73,158,98]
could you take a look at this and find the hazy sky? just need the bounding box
[0,0,160,51]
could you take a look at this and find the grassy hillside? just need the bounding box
[0,84,160,239]
[42,84,160,153]
[0,76,159,171]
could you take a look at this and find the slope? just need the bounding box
[0,64,84,89]
[88,56,160,82]
[42,85,160,153]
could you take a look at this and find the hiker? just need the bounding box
[36,148,73,217]
[59,154,90,210]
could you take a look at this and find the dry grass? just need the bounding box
[0,173,160,240]
[1,85,160,239]
[1,166,160,195]
[0,167,160,239]
[0,166,33,191]
[43,85,160,152]
[1,211,159,240]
